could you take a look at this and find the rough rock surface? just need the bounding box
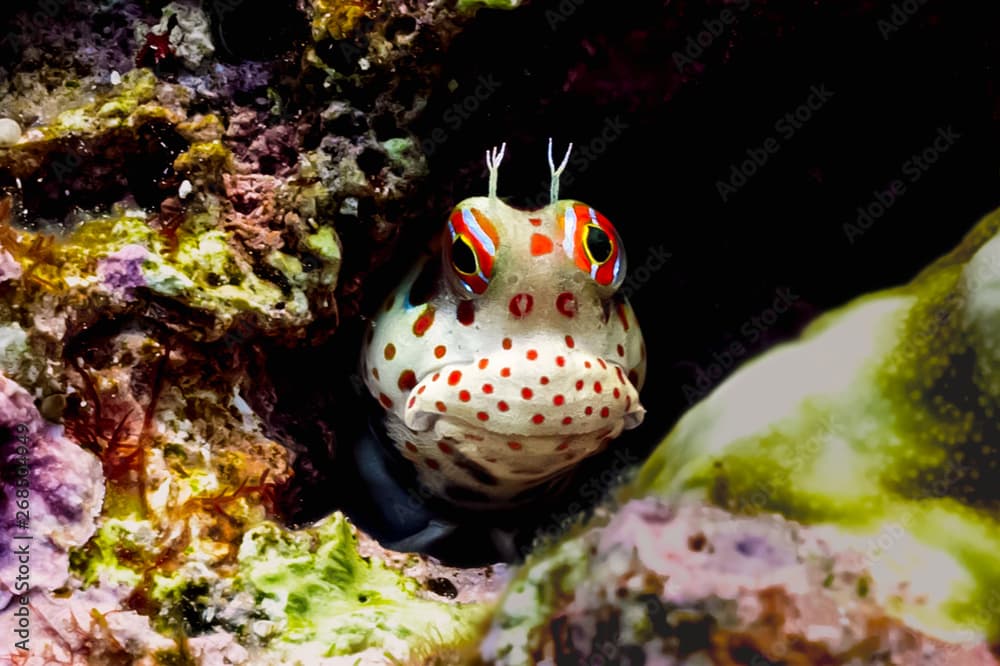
[483,208,1000,664]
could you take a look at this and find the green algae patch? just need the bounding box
[485,536,590,665]
[236,513,490,660]
[69,517,159,590]
[457,0,522,12]
[627,207,1000,642]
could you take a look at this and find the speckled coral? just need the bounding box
[482,499,997,665]
[0,0,521,661]
[629,207,1000,643]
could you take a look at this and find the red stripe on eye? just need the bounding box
[559,203,622,287]
[449,208,500,294]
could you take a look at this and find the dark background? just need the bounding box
[405,0,1000,468]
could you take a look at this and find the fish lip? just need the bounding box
[405,357,646,434]
[404,408,643,440]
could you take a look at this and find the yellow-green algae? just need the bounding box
[235,513,490,662]
[627,206,1000,641]
[32,202,334,328]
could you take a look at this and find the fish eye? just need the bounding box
[451,235,479,275]
[583,224,613,264]
[557,202,626,289]
[445,205,499,295]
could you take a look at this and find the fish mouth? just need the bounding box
[402,348,645,439]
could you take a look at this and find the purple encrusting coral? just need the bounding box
[97,243,148,299]
[0,372,104,609]
[0,250,20,283]
[483,498,999,664]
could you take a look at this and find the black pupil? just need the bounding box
[586,225,613,263]
[452,237,478,274]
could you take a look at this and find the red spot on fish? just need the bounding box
[556,355,566,367]
[432,372,440,381]
[413,306,436,336]
[434,345,447,358]
[498,401,510,412]
[502,337,512,350]
[597,358,607,370]
[585,361,591,369]
[616,302,630,331]
[585,406,593,415]
[562,416,573,424]
[459,390,471,402]
[457,300,475,326]
[613,388,620,399]
[379,393,393,408]
[508,441,522,450]
[408,397,416,408]
[594,381,603,393]
[435,401,447,412]
[426,458,440,470]
[526,349,538,361]
[372,368,380,380]
[448,371,462,385]
[405,441,417,452]
[418,385,426,395]
[398,370,417,391]
[532,414,545,424]
[616,344,625,357]
[615,366,625,383]
[384,343,396,360]
[565,335,575,348]
[575,380,584,390]
[501,367,511,377]
[556,292,577,318]
[540,376,549,385]
[529,217,542,227]
[477,411,489,421]
[600,406,610,418]
[530,233,554,255]
[509,293,534,318]
[478,358,489,369]
[521,388,534,400]
[482,383,494,394]
[556,441,570,451]
[438,442,453,454]
[553,395,565,406]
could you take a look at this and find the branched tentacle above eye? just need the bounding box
[486,143,507,200]
[547,138,573,204]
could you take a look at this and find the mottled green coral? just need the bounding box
[236,513,489,662]
[69,517,159,590]
[628,207,1000,641]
